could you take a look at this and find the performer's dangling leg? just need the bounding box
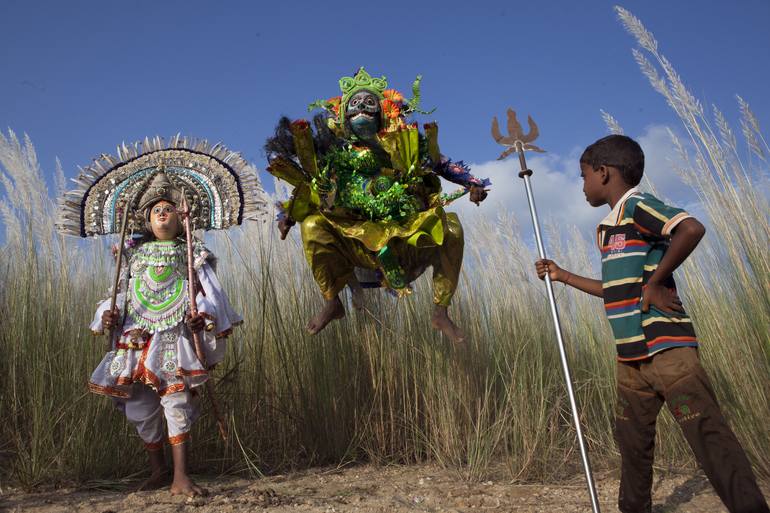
[430,213,466,344]
[118,383,170,490]
[431,213,464,307]
[162,389,205,497]
[398,212,466,344]
[301,214,376,334]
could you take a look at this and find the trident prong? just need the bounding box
[491,108,546,160]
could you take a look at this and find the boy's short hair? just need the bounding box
[580,135,645,186]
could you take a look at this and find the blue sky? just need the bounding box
[1,0,768,236]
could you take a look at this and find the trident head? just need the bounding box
[491,108,545,160]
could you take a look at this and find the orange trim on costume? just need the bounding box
[177,368,208,377]
[132,334,153,382]
[159,383,186,396]
[88,382,130,398]
[168,432,190,446]
[144,440,164,451]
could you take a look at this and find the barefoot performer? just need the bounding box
[56,137,266,496]
[265,68,490,342]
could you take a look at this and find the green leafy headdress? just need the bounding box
[308,67,434,132]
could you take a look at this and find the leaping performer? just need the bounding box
[56,137,267,496]
[264,67,490,343]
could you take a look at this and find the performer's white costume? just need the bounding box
[56,137,266,449]
[89,240,241,447]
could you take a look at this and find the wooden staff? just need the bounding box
[106,199,132,351]
[181,196,228,441]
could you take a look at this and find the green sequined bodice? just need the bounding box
[127,240,189,333]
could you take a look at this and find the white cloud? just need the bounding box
[444,124,696,242]
[636,124,697,205]
[445,149,601,241]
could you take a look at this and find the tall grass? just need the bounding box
[0,6,768,489]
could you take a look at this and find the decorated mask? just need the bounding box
[308,67,433,136]
[138,171,185,239]
[147,199,182,240]
[345,90,382,139]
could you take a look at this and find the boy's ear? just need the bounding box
[598,165,610,184]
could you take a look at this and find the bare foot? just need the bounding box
[170,473,206,497]
[306,296,345,334]
[431,305,466,345]
[135,468,171,491]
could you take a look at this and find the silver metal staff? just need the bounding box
[492,109,601,513]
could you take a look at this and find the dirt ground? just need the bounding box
[2,464,767,513]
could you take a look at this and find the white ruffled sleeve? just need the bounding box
[195,261,242,338]
[90,293,126,334]
[193,261,241,366]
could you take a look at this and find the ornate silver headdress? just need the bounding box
[57,135,268,237]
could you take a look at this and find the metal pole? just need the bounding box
[516,143,602,513]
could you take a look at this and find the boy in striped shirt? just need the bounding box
[535,135,768,513]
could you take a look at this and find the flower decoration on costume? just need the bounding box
[382,99,401,120]
[327,96,341,116]
[308,67,434,133]
[383,89,404,103]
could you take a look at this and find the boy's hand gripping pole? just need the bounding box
[180,196,228,442]
[492,109,601,513]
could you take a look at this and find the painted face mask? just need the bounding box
[345,90,381,139]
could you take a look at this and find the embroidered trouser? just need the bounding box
[300,213,464,306]
[615,347,769,513]
[112,383,199,449]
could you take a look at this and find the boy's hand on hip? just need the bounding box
[642,283,684,314]
[535,259,567,283]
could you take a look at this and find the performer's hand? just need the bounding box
[641,282,685,314]
[277,217,296,240]
[469,185,488,205]
[102,308,121,330]
[185,313,206,333]
[535,259,568,283]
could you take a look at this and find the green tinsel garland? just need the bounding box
[317,146,422,222]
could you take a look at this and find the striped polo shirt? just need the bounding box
[597,187,698,361]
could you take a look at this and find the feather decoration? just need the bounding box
[56,136,269,237]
